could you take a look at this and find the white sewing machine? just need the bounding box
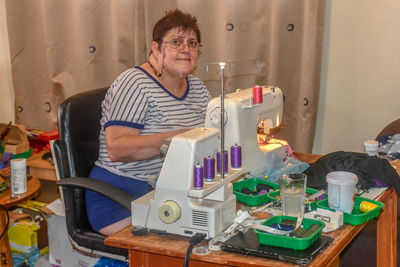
[205,85,286,176]
[131,86,285,238]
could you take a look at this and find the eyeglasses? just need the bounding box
[161,37,202,51]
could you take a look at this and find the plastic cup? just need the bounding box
[326,171,358,213]
[279,173,307,218]
[364,140,379,156]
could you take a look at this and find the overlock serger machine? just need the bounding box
[131,85,284,238]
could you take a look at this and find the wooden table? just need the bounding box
[105,155,398,267]
[0,168,41,267]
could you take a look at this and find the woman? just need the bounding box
[86,9,210,236]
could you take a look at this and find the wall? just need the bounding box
[0,0,14,124]
[313,0,400,154]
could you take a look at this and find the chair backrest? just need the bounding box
[376,119,400,140]
[53,88,127,257]
[57,88,106,178]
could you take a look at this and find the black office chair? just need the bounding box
[52,88,134,260]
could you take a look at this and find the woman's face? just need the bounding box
[155,27,200,77]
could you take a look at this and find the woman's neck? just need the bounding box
[159,74,187,98]
[141,63,187,98]
[144,55,187,98]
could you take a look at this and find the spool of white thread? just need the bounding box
[11,158,27,194]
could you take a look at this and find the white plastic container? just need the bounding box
[10,158,27,194]
[364,140,379,156]
[326,171,358,213]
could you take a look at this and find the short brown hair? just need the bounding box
[152,9,201,44]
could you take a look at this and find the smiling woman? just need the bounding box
[144,9,202,96]
[85,9,211,236]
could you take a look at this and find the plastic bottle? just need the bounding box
[364,140,379,156]
[12,247,40,267]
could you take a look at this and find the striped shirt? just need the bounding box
[95,66,211,181]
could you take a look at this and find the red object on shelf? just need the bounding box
[38,129,59,142]
[27,129,59,151]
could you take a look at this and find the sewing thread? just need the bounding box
[216,151,229,173]
[203,156,215,181]
[252,85,263,105]
[230,145,242,168]
[193,164,204,189]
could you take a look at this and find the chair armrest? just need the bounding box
[56,178,134,211]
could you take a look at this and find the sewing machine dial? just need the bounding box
[158,200,181,224]
[209,107,228,126]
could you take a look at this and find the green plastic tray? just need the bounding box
[233,178,278,206]
[268,187,322,211]
[254,215,325,250]
[316,196,384,225]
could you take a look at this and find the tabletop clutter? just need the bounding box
[0,123,57,198]
[231,168,385,253]
[220,148,400,265]
[0,122,59,266]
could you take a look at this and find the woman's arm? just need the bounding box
[105,125,188,162]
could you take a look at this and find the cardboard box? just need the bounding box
[0,123,30,154]
[44,199,99,267]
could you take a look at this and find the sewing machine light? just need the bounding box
[257,118,272,145]
[276,113,281,127]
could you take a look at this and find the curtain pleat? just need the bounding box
[5,0,325,153]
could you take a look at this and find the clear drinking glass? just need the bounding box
[279,173,307,218]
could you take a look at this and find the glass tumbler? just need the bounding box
[279,173,307,218]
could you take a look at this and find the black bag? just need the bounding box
[304,151,400,194]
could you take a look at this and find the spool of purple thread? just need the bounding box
[230,145,242,168]
[216,151,228,173]
[193,164,204,189]
[203,156,215,181]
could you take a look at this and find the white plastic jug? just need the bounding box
[326,171,358,213]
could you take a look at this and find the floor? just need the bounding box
[34,254,50,267]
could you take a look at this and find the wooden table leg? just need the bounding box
[0,207,12,267]
[377,188,397,267]
[326,256,340,267]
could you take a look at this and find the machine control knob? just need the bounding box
[209,107,228,126]
[158,200,181,224]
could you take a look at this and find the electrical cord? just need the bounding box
[183,232,207,267]
[0,204,10,240]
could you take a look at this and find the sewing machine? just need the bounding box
[205,85,286,175]
[131,86,284,238]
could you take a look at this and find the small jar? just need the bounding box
[364,140,379,156]
[10,158,27,194]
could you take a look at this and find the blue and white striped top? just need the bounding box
[95,66,211,181]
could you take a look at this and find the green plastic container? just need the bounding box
[233,178,278,206]
[268,187,322,211]
[254,215,325,250]
[316,196,384,225]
